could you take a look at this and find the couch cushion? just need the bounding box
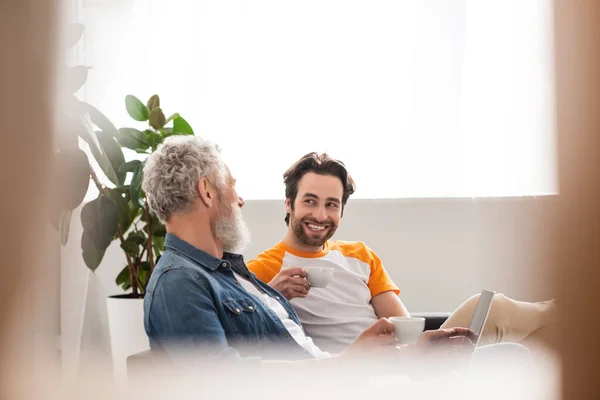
[411,312,451,331]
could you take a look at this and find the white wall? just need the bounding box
[242,196,556,312]
[61,196,556,376]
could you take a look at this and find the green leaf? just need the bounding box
[68,104,99,152]
[147,95,160,110]
[81,195,119,251]
[55,148,90,209]
[68,66,90,94]
[118,128,148,151]
[146,130,162,150]
[105,188,132,234]
[120,240,140,257]
[127,231,146,246]
[78,104,122,186]
[112,185,130,195]
[153,235,165,256]
[125,95,149,121]
[88,144,118,185]
[129,201,142,222]
[130,162,144,207]
[67,23,84,49]
[153,225,167,237]
[143,212,166,235]
[165,113,180,124]
[81,230,106,271]
[116,266,130,285]
[139,261,151,271]
[153,245,162,260]
[80,102,119,136]
[138,267,148,285]
[172,116,194,135]
[149,108,166,130]
[95,131,126,186]
[115,265,132,291]
[118,160,143,174]
[151,217,167,236]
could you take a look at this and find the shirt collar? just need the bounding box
[164,233,225,271]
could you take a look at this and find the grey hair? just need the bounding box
[142,136,226,222]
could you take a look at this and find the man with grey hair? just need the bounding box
[142,136,470,364]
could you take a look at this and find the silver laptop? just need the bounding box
[467,289,496,347]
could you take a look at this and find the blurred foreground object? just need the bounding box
[554,0,600,398]
[0,0,61,398]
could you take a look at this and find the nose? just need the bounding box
[314,204,327,222]
[237,196,245,208]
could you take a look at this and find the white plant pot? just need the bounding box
[106,296,149,383]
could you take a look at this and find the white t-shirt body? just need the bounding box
[232,272,330,359]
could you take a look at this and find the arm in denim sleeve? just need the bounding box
[147,267,249,364]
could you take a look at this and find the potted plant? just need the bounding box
[51,23,195,379]
[80,93,194,294]
[55,91,195,378]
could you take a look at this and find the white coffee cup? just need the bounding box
[389,317,425,345]
[304,267,334,288]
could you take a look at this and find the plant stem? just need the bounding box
[89,166,139,296]
[144,198,155,275]
[139,246,147,262]
[133,258,145,293]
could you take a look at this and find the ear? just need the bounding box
[198,177,213,208]
[285,198,292,214]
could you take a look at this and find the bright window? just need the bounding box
[81,0,555,199]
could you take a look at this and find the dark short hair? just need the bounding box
[283,152,356,225]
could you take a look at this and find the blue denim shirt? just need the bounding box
[144,233,312,363]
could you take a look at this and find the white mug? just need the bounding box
[304,267,334,288]
[389,317,425,345]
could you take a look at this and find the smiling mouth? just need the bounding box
[305,222,328,232]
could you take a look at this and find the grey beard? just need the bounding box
[211,204,251,253]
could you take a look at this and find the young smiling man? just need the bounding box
[248,152,560,355]
[247,153,410,353]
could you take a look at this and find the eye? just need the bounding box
[327,203,339,208]
[304,199,315,205]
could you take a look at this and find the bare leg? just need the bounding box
[441,294,558,346]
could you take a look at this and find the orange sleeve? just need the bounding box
[331,241,400,298]
[366,245,400,298]
[247,247,285,284]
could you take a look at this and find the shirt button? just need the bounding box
[221,262,228,267]
[248,306,254,310]
[235,308,241,313]
[262,302,266,306]
[275,296,280,300]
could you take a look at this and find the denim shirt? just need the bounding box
[144,233,312,363]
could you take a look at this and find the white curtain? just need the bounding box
[79,0,555,200]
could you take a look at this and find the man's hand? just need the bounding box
[268,267,310,300]
[340,321,474,365]
[343,318,398,360]
[418,328,473,347]
[415,328,475,360]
